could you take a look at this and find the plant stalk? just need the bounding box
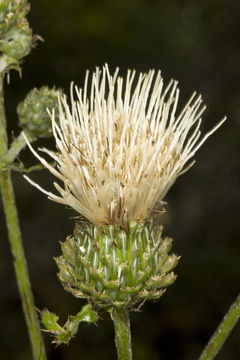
[1,130,36,168]
[0,74,47,360]
[199,294,240,360]
[111,308,132,360]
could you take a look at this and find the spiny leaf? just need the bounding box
[41,310,62,332]
[41,304,98,346]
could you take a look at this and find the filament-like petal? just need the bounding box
[25,64,226,228]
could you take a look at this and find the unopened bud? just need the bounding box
[0,0,29,37]
[0,19,32,60]
[17,86,63,138]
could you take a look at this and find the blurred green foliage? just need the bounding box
[0,0,240,359]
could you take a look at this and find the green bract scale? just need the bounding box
[56,220,179,310]
[18,86,63,138]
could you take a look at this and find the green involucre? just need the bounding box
[56,220,179,310]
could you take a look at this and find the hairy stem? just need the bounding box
[199,294,240,360]
[0,74,47,360]
[1,130,36,168]
[111,308,132,360]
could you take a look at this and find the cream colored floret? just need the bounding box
[24,64,226,229]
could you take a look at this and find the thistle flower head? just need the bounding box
[25,64,226,229]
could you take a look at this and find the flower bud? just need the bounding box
[0,19,32,60]
[0,1,11,26]
[56,220,179,310]
[17,87,63,138]
[0,0,29,37]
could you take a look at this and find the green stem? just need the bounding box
[0,83,7,155]
[111,308,132,360]
[0,75,47,360]
[1,130,36,168]
[199,294,240,360]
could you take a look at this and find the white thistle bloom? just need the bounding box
[24,65,226,229]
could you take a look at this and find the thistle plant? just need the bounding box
[0,2,239,360]
[24,65,227,358]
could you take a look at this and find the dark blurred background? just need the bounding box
[0,0,240,359]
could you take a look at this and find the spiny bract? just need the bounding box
[56,220,179,309]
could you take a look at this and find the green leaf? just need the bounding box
[55,330,72,345]
[41,304,98,346]
[41,310,62,332]
[74,304,99,323]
